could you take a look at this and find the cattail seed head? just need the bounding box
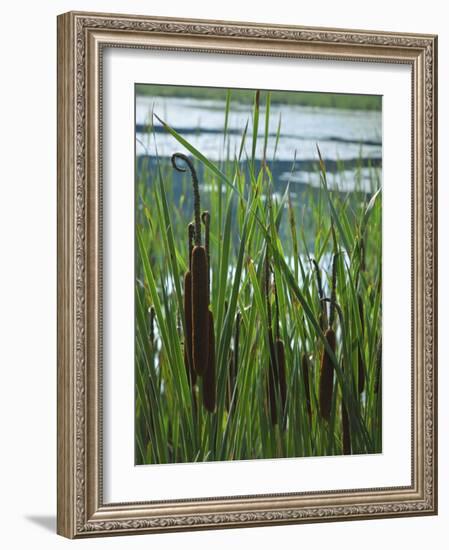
[319,327,336,421]
[191,245,209,375]
[183,271,196,386]
[202,310,216,413]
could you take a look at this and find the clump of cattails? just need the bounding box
[172,153,215,413]
[265,251,287,426]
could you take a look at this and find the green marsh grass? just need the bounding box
[135,90,382,464]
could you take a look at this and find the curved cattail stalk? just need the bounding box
[301,353,312,419]
[319,327,336,421]
[171,153,202,246]
[203,310,216,413]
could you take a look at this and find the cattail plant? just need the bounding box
[172,153,209,376]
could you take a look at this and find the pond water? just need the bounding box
[136,94,382,193]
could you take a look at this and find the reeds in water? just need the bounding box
[135,95,382,463]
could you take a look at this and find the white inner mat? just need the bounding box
[103,47,412,503]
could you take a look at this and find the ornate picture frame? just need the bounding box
[57,11,437,538]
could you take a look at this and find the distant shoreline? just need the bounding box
[136,84,382,112]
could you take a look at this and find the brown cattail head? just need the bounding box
[301,353,312,419]
[191,245,209,375]
[183,271,196,386]
[319,327,336,421]
[202,310,216,413]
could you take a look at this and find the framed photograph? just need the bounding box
[57,11,438,538]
